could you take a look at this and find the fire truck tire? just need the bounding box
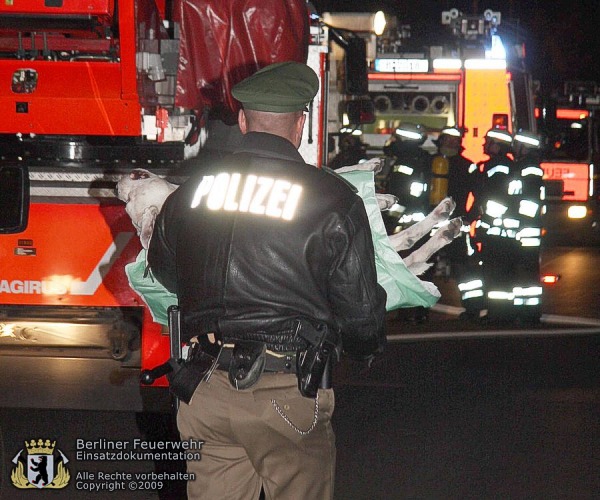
[374,95,392,113]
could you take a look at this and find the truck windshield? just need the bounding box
[542,117,590,162]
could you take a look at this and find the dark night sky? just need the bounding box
[311,0,600,95]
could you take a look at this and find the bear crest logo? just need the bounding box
[11,438,70,489]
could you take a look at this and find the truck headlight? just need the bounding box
[567,205,587,219]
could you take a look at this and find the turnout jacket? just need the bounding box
[148,132,387,358]
[446,153,478,220]
[473,154,519,239]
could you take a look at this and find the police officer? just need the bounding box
[383,122,432,232]
[148,62,387,499]
[511,130,544,322]
[458,128,517,321]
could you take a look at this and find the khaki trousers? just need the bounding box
[177,370,336,499]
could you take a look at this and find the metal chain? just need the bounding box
[270,392,319,435]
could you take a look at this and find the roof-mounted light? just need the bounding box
[433,58,462,70]
[464,59,506,70]
[373,11,386,36]
[485,34,506,60]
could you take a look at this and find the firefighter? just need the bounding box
[458,127,518,322]
[431,127,479,291]
[383,122,432,232]
[431,127,478,215]
[328,132,368,170]
[511,130,544,323]
[383,122,432,322]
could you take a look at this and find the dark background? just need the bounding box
[311,0,600,95]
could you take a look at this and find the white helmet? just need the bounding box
[513,130,541,149]
[395,123,427,142]
[439,126,463,138]
[485,128,513,144]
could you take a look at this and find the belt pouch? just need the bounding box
[168,344,220,404]
[228,340,266,390]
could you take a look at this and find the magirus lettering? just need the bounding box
[0,279,68,295]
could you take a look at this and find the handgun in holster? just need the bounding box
[167,306,223,405]
[294,320,338,399]
[140,306,222,407]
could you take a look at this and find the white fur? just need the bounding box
[116,168,177,249]
[400,216,462,275]
[335,157,383,175]
[338,158,462,276]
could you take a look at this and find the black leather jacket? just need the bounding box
[148,132,386,358]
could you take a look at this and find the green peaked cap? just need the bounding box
[232,61,319,113]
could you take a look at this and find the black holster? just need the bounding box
[294,320,337,398]
[139,307,223,407]
[228,340,267,390]
[166,306,222,405]
[167,343,221,404]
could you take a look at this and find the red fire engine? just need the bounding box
[0,0,326,410]
[536,81,600,245]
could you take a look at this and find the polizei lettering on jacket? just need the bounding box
[190,173,303,221]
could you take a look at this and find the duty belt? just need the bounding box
[217,344,297,374]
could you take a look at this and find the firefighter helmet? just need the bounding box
[439,126,463,139]
[394,123,427,143]
[512,130,541,149]
[485,128,513,144]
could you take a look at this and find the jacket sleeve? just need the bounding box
[147,192,179,294]
[327,197,387,359]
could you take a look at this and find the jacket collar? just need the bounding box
[234,132,306,164]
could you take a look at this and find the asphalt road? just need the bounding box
[333,331,600,499]
[2,330,599,500]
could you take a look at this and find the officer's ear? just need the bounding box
[292,112,307,148]
[238,109,248,135]
[296,112,306,134]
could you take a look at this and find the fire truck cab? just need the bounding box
[536,81,600,245]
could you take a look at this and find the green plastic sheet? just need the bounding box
[338,170,440,311]
[125,249,177,325]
